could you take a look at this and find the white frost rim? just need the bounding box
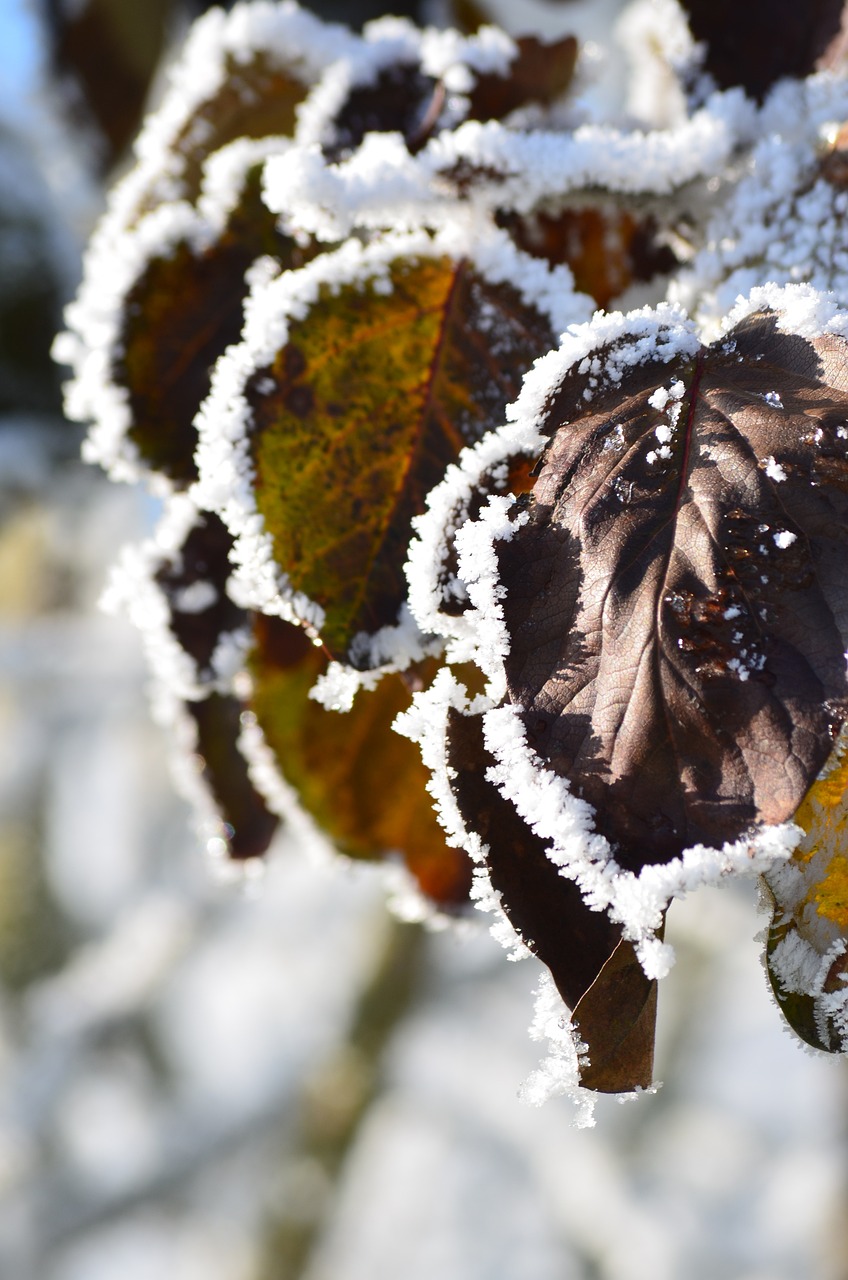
[193,219,591,652]
[262,88,752,241]
[406,286,848,978]
[55,136,295,487]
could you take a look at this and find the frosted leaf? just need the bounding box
[411,288,848,965]
[194,222,585,665]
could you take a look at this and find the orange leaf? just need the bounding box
[250,616,473,907]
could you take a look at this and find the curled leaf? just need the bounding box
[118,170,306,485]
[765,739,848,1050]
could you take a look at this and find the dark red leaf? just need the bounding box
[497,206,678,311]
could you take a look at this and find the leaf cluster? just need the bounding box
[57,0,848,1108]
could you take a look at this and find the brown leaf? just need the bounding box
[497,206,678,310]
[247,253,554,661]
[496,309,848,871]
[467,35,578,121]
[444,702,657,1091]
[118,170,308,486]
[188,693,281,861]
[572,939,658,1093]
[155,53,310,211]
[153,507,282,862]
[445,706,622,1005]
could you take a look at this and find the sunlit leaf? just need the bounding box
[247,252,555,661]
[491,304,848,872]
[571,939,658,1093]
[250,617,473,906]
[765,743,848,1050]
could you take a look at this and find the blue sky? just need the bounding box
[0,0,41,119]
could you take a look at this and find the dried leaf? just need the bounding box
[496,307,848,871]
[250,617,473,906]
[248,253,554,661]
[497,206,678,310]
[467,35,578,121]
[118,171,306,486]
[445,705,657,1092]
[572,939,658,1093]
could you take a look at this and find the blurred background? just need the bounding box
[2,1,848,1277]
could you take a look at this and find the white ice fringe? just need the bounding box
[193,221,588,654]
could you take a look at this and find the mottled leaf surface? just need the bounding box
[251,618,473,906]
[248,254,554,661]
[119,172,307,485]
[445,707,656,1091]
[498,311,848,872]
